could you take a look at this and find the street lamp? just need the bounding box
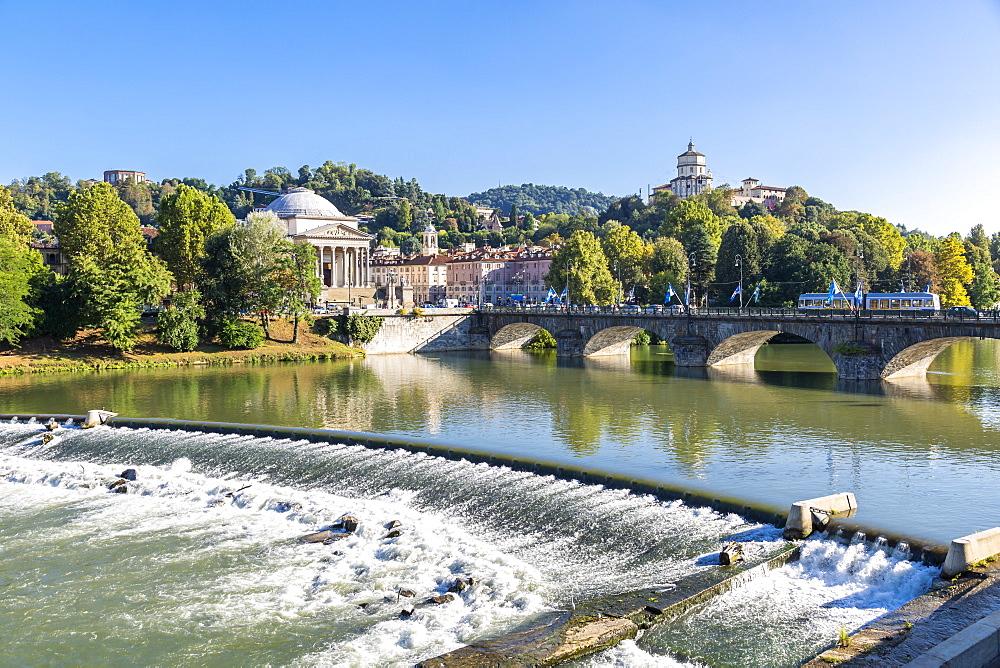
[613,262,622,307]
[735,253,744,310]
[512,270,524,306]
[567,261,575,309]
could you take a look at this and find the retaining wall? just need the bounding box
[354,312,482,354]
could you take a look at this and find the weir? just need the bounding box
[0,413,950,563]
[0,413,984,665]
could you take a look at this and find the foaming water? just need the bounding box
[637,539,938,667]
[0,422,936,666]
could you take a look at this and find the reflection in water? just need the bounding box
[0,340,999,542]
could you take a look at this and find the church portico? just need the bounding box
[263,187,374,302]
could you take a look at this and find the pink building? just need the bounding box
[446,246,555,304]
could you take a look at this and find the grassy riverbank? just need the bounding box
[0,319,363,375]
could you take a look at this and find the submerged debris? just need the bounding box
[720,541,744,566]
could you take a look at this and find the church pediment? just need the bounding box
[295,223,375,241]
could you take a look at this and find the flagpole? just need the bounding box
[735,254,743,310]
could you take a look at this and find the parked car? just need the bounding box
[946,306,979,318]
[313,307,329,315]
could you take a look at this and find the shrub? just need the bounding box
[157,308,200,351]
[412,306,425,318]
[397,308,409,316]
[157,290,205,352]
[632,330,651,346]
[344,313,384,344]
[218,318,264,349]
[525,328,557,350]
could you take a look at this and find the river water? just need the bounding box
[0,341,995,665]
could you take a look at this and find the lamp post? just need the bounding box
[567,261,574,310]
[685,252,695,333]
[512,270,524,306]
[735,253,744,310]
[613,262,622,307]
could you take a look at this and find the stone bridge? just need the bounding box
[477,310,1000,380]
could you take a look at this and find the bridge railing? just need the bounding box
[480,304,1000,322]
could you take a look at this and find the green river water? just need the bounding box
[0,341,994,666]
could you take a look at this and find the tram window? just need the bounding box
[890,300,900,308]
[901,299,911,307]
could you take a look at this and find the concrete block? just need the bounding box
[914,618,1000,667]
[942,527,1000,577]
[783,492,857,539]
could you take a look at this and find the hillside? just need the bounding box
[466,183,618,216]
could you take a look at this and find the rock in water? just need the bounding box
[340,515,359,532]
[40,433,54,445]
[385,520,402,529]
[397,589,417,598]
[385,529,402,539]
[448,577,477,593]
[426,594,455,605]
[719,542,744,565]
[299,530,334,543]
[118,468,137,481]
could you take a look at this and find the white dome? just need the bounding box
[265,187,348,219]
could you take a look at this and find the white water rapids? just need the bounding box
[0,422,938,666]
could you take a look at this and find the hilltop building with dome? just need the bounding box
[652,142,787,209]
[262,187,374,303]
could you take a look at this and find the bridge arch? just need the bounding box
[881,337,974,379]
[582,326,647,356]
[490,322,543,350]
[706,329,834,369]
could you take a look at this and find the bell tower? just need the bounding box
[422,224,439,255]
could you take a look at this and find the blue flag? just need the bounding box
[684,285,691,306]
[900,281,905,293]
[730,284,742,302]
[560,286,568,303]
[825,279,838,304]
[627,285,635,302]
[925,282,931,293]
[751,284,761,303]
[854,281,864,305]
[665,283,676,304]
[545,287,557,303]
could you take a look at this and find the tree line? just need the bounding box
[0,183,319,352]
[545,186,998,310]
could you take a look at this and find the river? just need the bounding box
[0,341,995,665]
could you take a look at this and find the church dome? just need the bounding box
[264,187,348,219]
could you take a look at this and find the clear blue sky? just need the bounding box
[2,0,998,235]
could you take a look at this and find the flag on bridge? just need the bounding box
[825,279,838,304]
[900,281,906,293]
[730,284,742,302]
[751,284,761,303]
[560,287,568,303]
[665,284,676,304]
[684,284,692,306]
[854,281,864,305]
[925,282,932,293]
[545,288,557,303]
[627,285,635,303]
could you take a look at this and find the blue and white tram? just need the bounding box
[798,291,940,311]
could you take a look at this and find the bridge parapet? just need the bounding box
[479,309,998,380]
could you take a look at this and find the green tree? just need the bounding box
[904,249,939,293]
[274,241,322,343]
[54,183,172,350]
[157,289,205,351]
[965,243,1000,309]
[545,230,617,305]
[685,226,718,304]
[509,203,518,229]
[157,184,236,290]
[400,236,423,256]
[0,235,44,345]
[658,199,723,247]
[935,237,974,307]
[201,211,288,334]
[717,220,765,289]
[601,225,651,287]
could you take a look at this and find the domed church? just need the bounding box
[264,187,374,299]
